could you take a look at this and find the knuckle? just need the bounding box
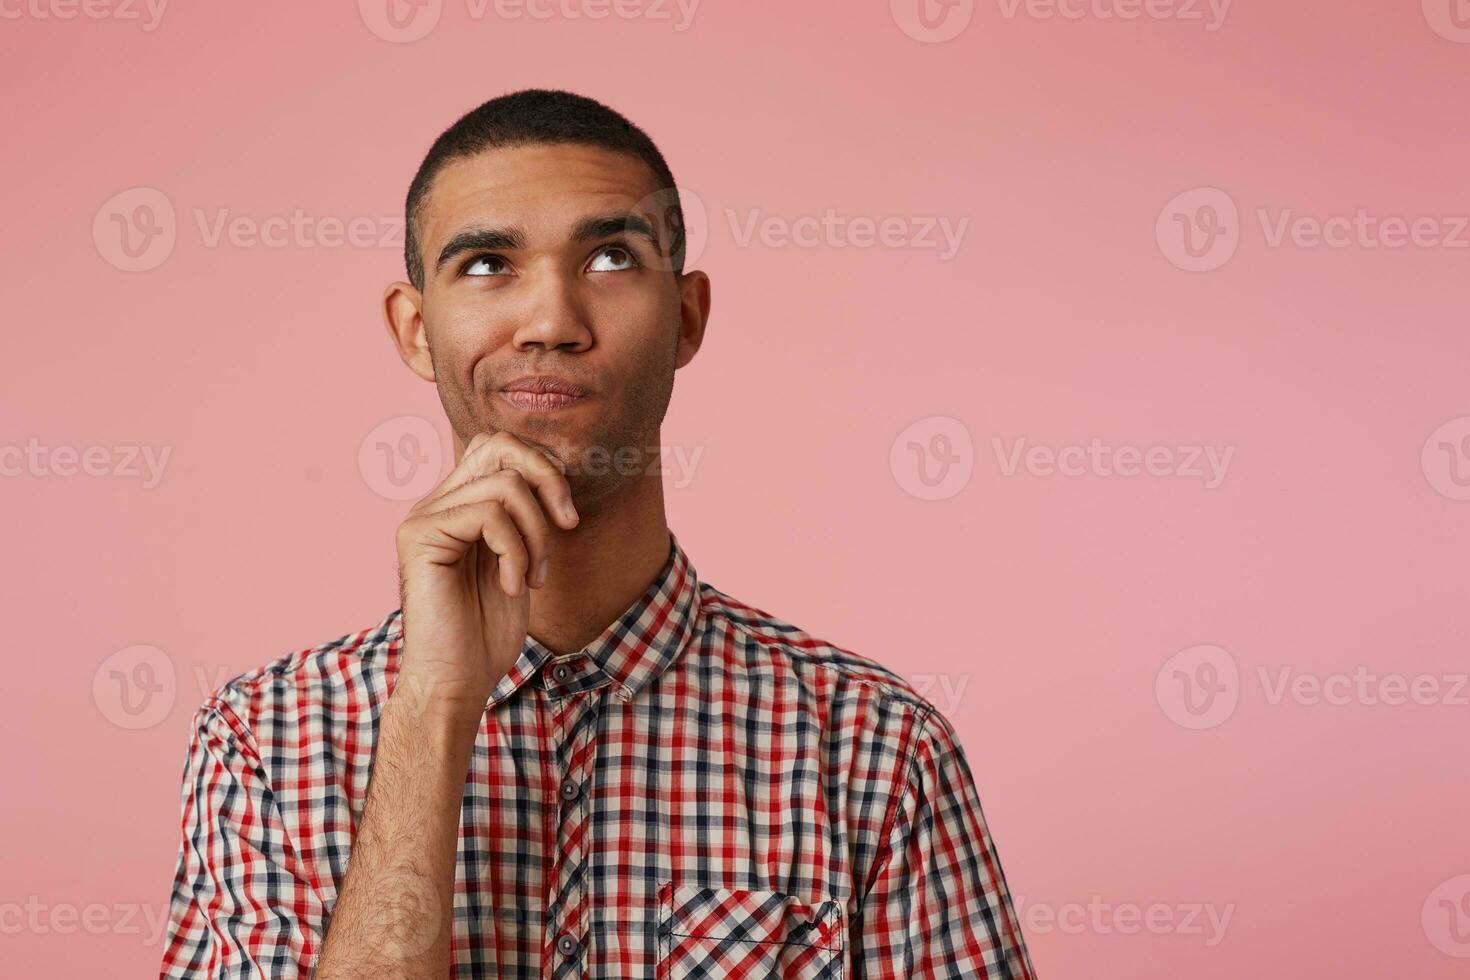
[490,467,527,489]
[394,520,422,551]
[487,430,519,455]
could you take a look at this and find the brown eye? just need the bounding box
[465,255,510,277]
[588,245,637,272]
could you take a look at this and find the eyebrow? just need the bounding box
[433,213,663,277]
[435,226,527,275]
[572,213,661,253]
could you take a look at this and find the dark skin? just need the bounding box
[386,141,710,657]
[314,142,711,978]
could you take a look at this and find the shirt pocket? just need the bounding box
[655,880,845,980]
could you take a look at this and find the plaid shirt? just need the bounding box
[162,530,1034,979]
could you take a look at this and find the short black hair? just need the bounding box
[403,88,685,291]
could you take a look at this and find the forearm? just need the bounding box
[313,679,482,979]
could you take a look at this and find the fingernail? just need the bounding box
[563,501,579,524]
[535,558,549,587]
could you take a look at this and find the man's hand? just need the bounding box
[394,430,580,710]
[314,430,578,980]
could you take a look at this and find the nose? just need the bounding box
[511,268,593,353]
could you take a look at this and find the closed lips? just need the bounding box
[500,376,589,396]
[497,377,590,411]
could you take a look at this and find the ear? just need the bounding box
[383,280,436,383]
[673,269,711,370]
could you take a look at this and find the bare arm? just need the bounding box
[310,690,481,977]
[313,431,578,979]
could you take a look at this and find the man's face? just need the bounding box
[386,142,709,505]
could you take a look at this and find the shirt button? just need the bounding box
[555,932,580,956]
[559,778,581,802]
[551,664,571,683]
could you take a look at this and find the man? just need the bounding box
[161,89,1034,979]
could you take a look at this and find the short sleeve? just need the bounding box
[850,707,1035,979]
[161,700,326,979]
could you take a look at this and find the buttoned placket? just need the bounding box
[539,654,606,977]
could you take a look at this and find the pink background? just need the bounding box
[4,1,1469,976]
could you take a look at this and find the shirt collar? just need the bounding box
[477,528,702,706]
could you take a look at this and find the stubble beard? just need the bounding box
[437,345,677,513]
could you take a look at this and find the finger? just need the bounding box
[422,469,554,588]
[403,499,531,597]
[430,431,578,529]
[421,430,496,501]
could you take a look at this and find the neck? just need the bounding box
[526,470,670,656]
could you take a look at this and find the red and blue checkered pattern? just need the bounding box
[161,530,1034,978]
